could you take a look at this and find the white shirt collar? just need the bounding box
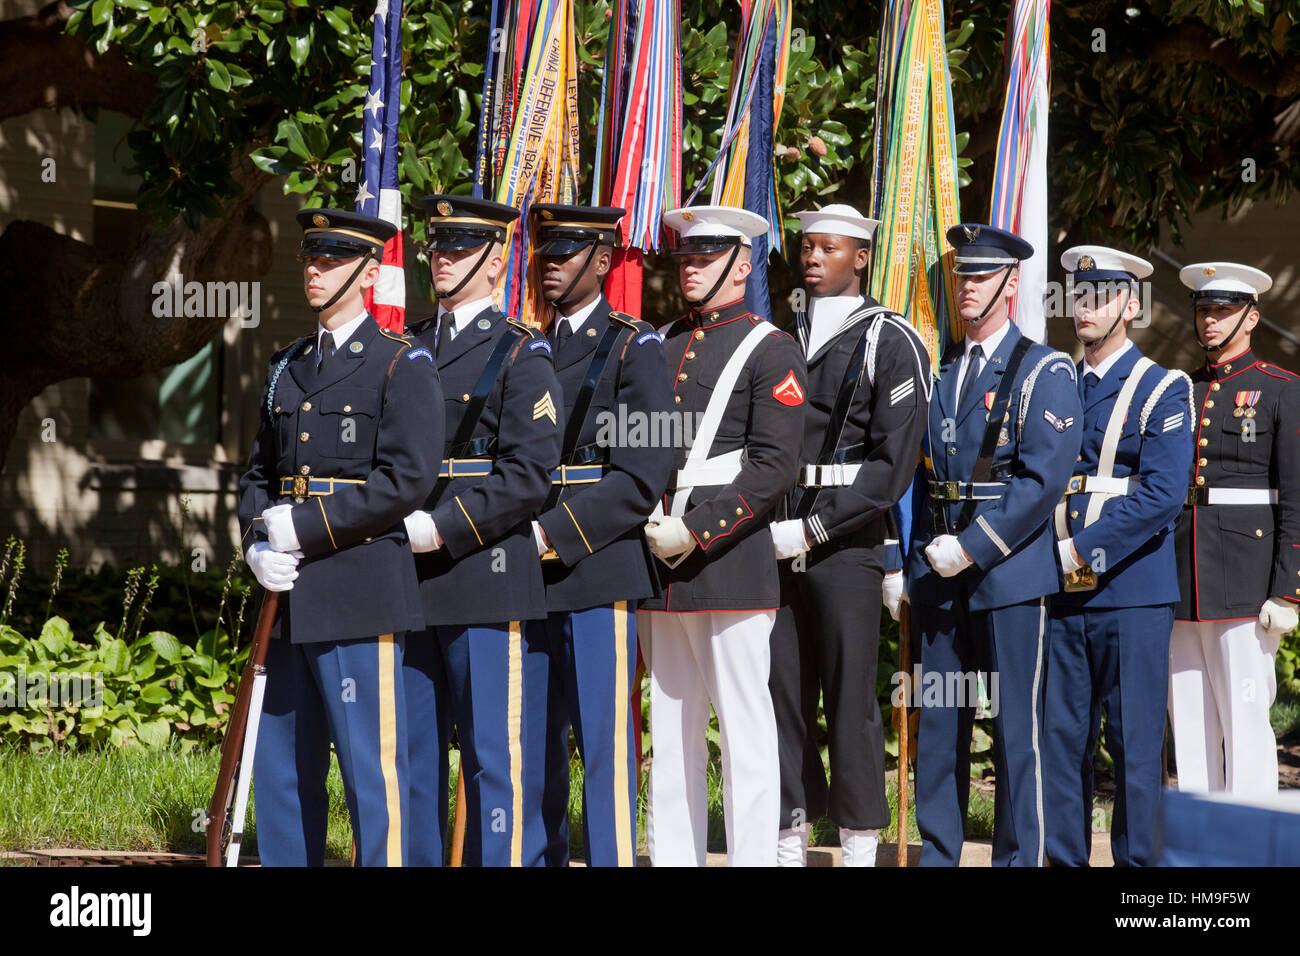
[964,318,1011,362]
[318,310,368,351]
[1083,339,1133,381]
[558,297,603,334]
[805,295,864,358]
[438,295,497,335]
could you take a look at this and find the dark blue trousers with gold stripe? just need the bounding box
[254,634,409,867]
[405,622,549,867]
[534,602,638,867]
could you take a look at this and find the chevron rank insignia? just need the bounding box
[773,371,805,406]
[1044,409,1074,432]
[533,391,557,425]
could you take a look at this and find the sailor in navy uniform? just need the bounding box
[1041,246,1193,866]
[525,203,673,866]
[637,205,806,867]
[1170,262,1300,796]
[400,195,563,866]
[907,223,1082,866]
[766,204,931,867]
[238,208,444,866]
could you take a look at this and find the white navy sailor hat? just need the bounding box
[663,204,769,254]
[794,203,881,241]
[1179,262,1272,304]
[1061,245,1152,282]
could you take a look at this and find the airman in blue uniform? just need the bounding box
[238,208,444,866]
[907,223,1082,866]
[526,203,674,866]
[1042,246,1193,867]
[401,195,563,867]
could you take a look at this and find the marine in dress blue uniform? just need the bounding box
[1169,263,1300,796]
[237,208,444,866]
[400,195,563,867]
[525,204,674,866]
[637,205,807,867]
[766,204,932,867]
[907,224,1082,866]
[1041,246,1193,867]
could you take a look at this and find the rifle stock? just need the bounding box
[206,589,279,867]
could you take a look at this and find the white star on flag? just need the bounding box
[355,179,375,205]
[369,129,383,152]
[364,88,384,118]
[374,0,388,22]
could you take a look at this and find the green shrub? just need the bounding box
[0,616,244,753]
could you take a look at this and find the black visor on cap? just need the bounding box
[1192,290,1256,307]
[671,235,745,257]
[536,226,616,257]
[299,233,382,260]
[951,259,1015,276]
[426,225,505,251]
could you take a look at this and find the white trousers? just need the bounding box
[1168,618,1280,796]
[639,608,779,867]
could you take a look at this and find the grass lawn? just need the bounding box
[0,741,950,859]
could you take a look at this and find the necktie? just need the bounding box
[554,318,573,351]
[436,312,455,357]
[1084,371,1100,404]
[958,344,983,407]
[317,331,336,370]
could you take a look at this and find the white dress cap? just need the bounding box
[662,204,770,247]
[1179,262,1272,298]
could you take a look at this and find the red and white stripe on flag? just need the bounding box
[365,187,406,332]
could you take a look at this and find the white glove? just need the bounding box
[644,516,696,560]
[1057,538,1084,574]
[245,542,300,592]
[532,520,552,557]
[883,571,907,622]
[771,520,811,560]
[924,534,973,578]
[404,510,442,553]
[1259,597,1299,637]
[262,504,301,553]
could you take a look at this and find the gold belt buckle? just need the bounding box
[1063,565,1098,593]
[1067,475,1085,494]
[292,475,309,498]
[1185,487,1200,508]
[942,481,961,501]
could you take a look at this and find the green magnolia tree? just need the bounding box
[0,0,1297,469]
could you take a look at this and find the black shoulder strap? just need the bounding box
[448,326,525,457]
[793,327,872,520]
[955,335,1034,530]
[561,320,624,464]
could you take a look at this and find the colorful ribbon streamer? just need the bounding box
[869,0,963,371]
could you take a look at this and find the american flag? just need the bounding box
[357,0,405,332]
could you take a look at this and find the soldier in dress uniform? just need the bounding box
[907,223,1081,867]
[1170,262,1300,796]
[636,204,806,867]
[1042,246,1193,867]
[524,203,674,866]
[400,195,563,866]
[238,208,444,866]
[766,204,931,867]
